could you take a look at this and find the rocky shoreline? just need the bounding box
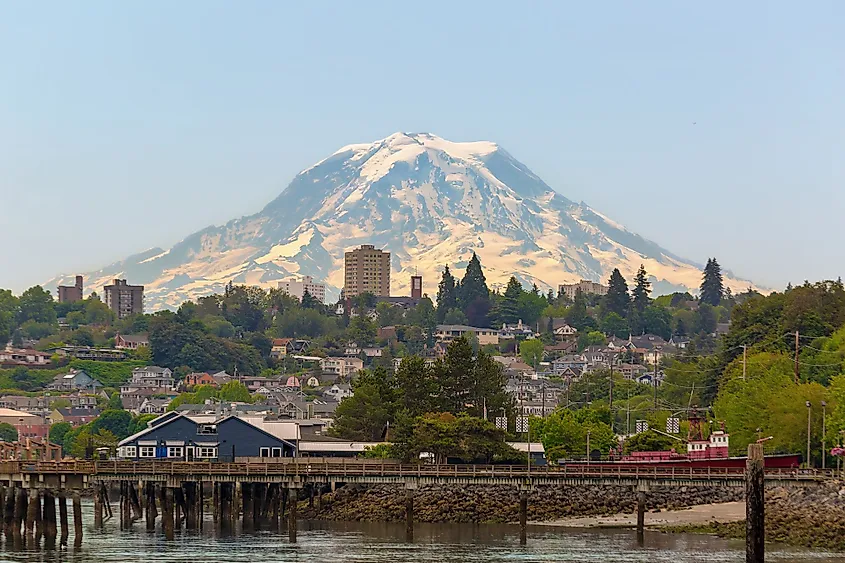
[661,483,845,550]
[300,483,742,524]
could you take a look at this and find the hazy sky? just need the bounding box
[1,1,842,293]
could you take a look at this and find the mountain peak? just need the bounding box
[48,133,758,309]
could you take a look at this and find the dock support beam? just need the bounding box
[405,487,414,543]
[636,491,646,543]
[242,483,254,528]
[43,489,57,542]
[287,487,298,543]
[25,488,36,537]
[519,490,528,546]
[72,491,83,547]
[3,486,14,538]
[212,482,219,525]
[746,443,765,563]
[145,482,157,531]
[94,485,103,528]
[58,490,69,547]
[161,487,174,540]
[15,487,27,537]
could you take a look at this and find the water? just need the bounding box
[0,505,842,563]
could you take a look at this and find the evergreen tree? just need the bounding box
[497,277,523,325]
[546,289,555,304]
[603,268,630,317]
[435,266,458,323]
[459,253,491,327]
[631,264,651,313]
[700,258,725,306]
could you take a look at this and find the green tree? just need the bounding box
[218,381,253,403]
[643,305,672,339]
[442,308,468,325]
[0,422,18,442]
[435,266,459,323]
[17,285,56,325]
[348,314,377,346]
[107,392,124,410]
[631,265,651,313]
[622,430,677,453]
[497,277,523,325]
[395,356,437,416]
[49,422,72,447]
[600,312,629,339]
[604,269,630,318]
[700,258,725,307]
[519,339,544,369]
[376,302,404,328]
[332,368,397,441]
[0,290,19,346]
[90,409,134,439]
[459,253,491,327]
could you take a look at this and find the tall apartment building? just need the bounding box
[57,276,84,303]
[343,245,390,298]
[558,279,609,301]
[278,275,326,303]
[103,279,144,319]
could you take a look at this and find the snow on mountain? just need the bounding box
[47,132,757,310]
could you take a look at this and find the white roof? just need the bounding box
[506,442,545,454]
[298,441,384,453]
[247,419,301,441]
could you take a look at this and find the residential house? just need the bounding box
[114,334,149,350]
[184,372,219,388]
[499,320,536,340]
[619,363,649,380]
[323,384,353,402]
[344,345,383,358]
[552,355,588,375]
[0,408,49,440]
[270,338,292,360]
[435,325,500,346]
[49,407,101,426]
[138,398,171,415]
[210,371,234,386]
[629,334,677,365]
[669,336,690,349]
[130,366,175,390]
[320,357,363,378]
[0,348,52,367]
[47,369,103,392]
[553,324,578,341]
[544,341,577,355]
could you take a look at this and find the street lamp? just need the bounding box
[822,401,827,470]
[806,401,812,469]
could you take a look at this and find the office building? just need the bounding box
[104,279,144,319]
[343,245,390,297]
[558,279,608,300]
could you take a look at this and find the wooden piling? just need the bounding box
[197,482,204,530]
[145,482,156,531]
[636,491,646,543]
[25,488,37,537]
[72,491,83,548]
[35,489,43,541]
[287,487,297,543]
[129,481,143,522]
[212,482,219,524]
[405,489,414,543]
[3,486,14,537]
[0,484,5,533]
[174,485,186,531]
[518,490,528,546]
[746,443,765,563]
[270,484,280,528]
[101,483,113,519]
[58,490,69,546]
[94,484,103,528]
[15,487,28,537]
[43,490,57,540]
[162,487,175,540]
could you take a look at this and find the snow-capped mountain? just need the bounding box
[48,132,755,310]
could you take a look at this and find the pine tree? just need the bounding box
[546,289,555,304]
[603,268,630,317]
[699,258,724,306]
[459,253,491,327]
[631,264,651,313]
[435,266,458,323]
[497,277,523,325]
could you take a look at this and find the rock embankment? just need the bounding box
[300,484,741,524]
[661,482,845,550]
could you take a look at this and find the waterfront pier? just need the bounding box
[0,455,827,556]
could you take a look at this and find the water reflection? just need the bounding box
[0,504,842,563]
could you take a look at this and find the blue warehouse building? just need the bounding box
[117,412,297,461]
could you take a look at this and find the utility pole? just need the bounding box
[652,351,658,409]
[742,345,747,381]
[822,401,827,470]
[806,401,812,468]
[794,331,800,384]
[609,359,614,411]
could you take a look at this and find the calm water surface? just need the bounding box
[0,504,841,563]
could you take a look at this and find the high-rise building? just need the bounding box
[278,275,326,303]
[411,275,423,300]
[103,279,144,319]
[558,279,609,300]
[57,276,84,303]
[343,245,390,298]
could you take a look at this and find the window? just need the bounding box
[124,446,137,458]
[259,447,270,458]
[198,424,218,435]
[197,447,217,459]
[167,447,183,458]
[271,447,282,458]
[139,446,155,458]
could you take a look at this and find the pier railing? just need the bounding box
[0,459,832,482]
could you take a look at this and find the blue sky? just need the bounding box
[1,1,842,293]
